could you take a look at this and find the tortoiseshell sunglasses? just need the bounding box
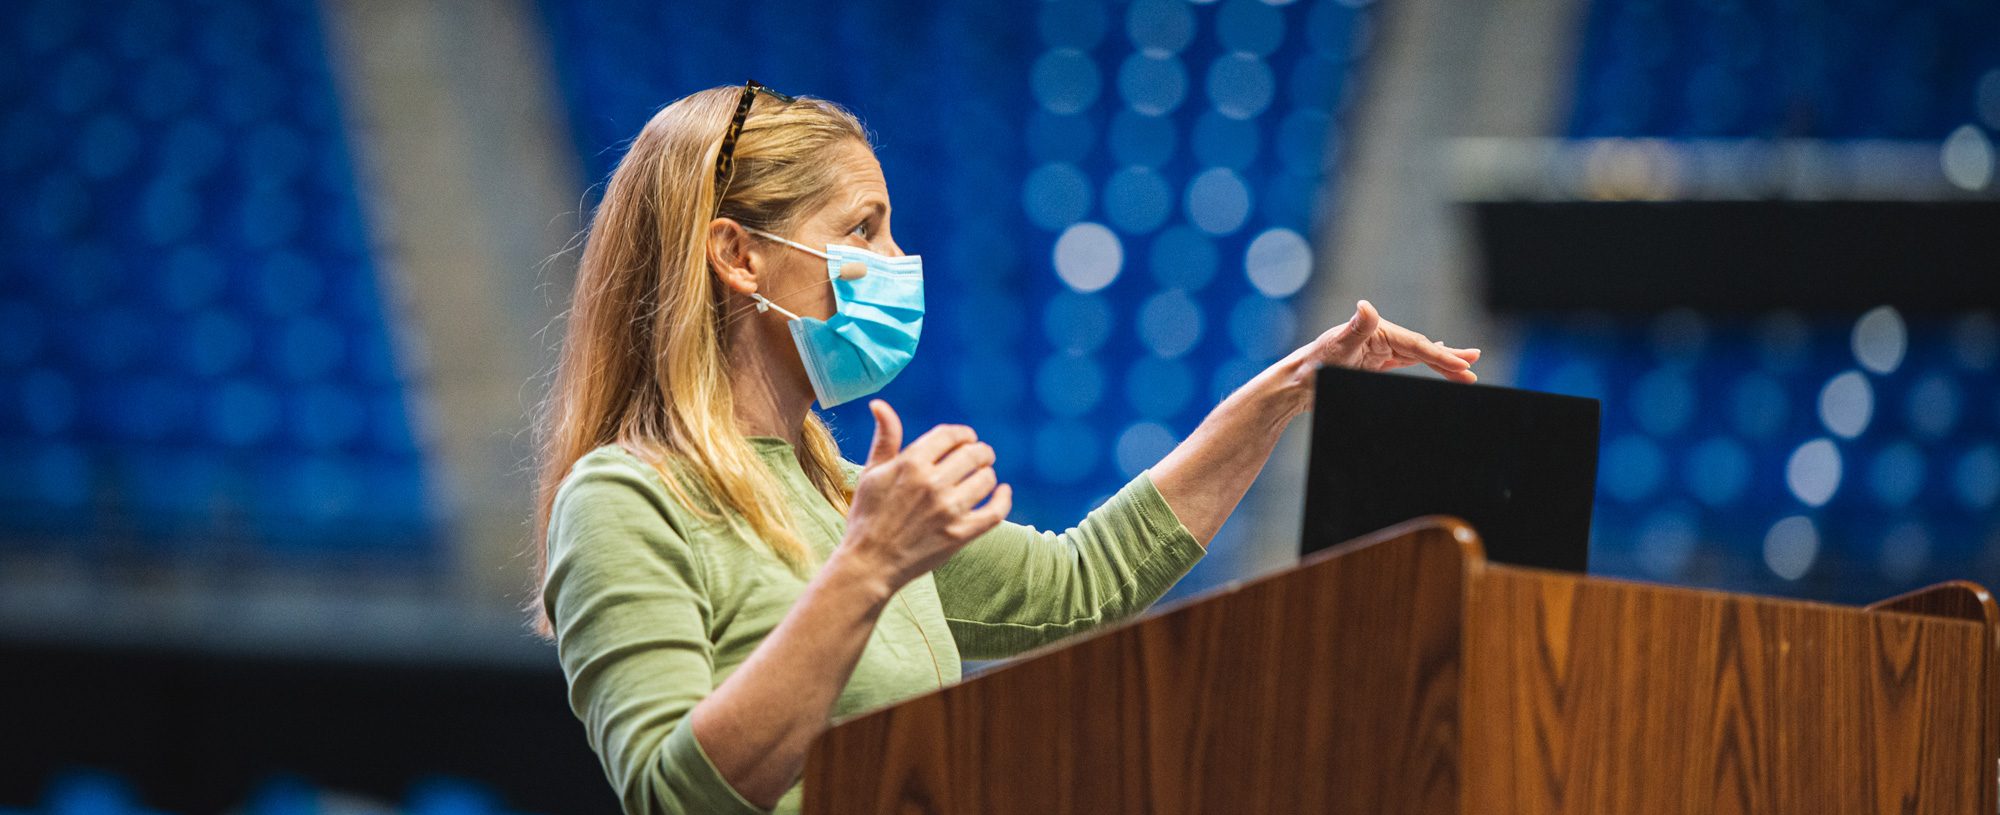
[712,79,797,214]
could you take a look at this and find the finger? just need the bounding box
[1389,325,1469,371]
[933,441,995,485]
[1333,299,1382,350]
[865,400,903,467]
[1410,334,1469,370]
[946,466,998,510]
[950,483,1013,538]
[1454,347,1482,362]
[904,423,978,464]
[1428,360,1479,383]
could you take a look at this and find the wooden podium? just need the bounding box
[802,517,1998,813]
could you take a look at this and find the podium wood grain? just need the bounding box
[802,519,1477,815]
[803,517,1999,814]
[1463,567,1994,814]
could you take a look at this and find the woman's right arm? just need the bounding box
[545,401,1004,813]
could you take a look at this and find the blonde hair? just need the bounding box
[527,87,870,636]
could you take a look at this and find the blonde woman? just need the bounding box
[530,82,1481,815]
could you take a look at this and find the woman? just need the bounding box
[529,84,1480,815]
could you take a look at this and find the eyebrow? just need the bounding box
[850,199,889,219]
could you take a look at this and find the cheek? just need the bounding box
[780,255,835,319]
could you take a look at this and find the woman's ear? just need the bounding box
[706,217,758,296]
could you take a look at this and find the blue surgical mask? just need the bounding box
[746,228,924,408]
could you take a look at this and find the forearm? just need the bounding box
[1149,352,1314,545]
[685,550,894,808]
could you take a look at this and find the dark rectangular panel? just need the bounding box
[1471,200,2000,314]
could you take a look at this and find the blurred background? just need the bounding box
[2,0,1995,811]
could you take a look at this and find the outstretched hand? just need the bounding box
[1301,299,1480,383]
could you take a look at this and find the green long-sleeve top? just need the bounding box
[541,439,1205,815]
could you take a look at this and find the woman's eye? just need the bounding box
[849,221,871,238]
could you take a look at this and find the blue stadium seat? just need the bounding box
[0,0,440,565]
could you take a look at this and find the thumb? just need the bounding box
[1336,299,1381,347]
[866,399,903,467]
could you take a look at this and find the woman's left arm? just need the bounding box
[930,299,1478,659]
[1149,299,1480,545]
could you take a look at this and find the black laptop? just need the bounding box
[1299,366,1599,572]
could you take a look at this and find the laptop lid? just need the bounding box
[1299,366,1600,573]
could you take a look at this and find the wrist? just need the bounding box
[820,545,899,611]
[1246,353,1317,422]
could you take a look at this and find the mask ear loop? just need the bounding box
[749,292,801,320]
[716,276,827,326]
[747,227,870,281]
[712,227,860,325]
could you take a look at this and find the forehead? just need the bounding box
[823,140,886,197]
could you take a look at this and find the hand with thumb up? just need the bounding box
[836,399,1012,592]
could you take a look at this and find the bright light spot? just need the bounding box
[1243,227,1311,297]
[1850,305,1906,375]
[1185,167,1251,235]
[1816,370,1873,439]
[1942,124,1994,191]
[1763,515,1819,581]
[1053,222,1123,292]
[1785,438,1842,507]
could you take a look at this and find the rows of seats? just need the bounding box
[0,0,440,562]
[1569,0,2000,139]
[1520,308,1999,602]
[1553,0,2000,600]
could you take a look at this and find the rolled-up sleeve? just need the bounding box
[928,469,1205,659]
[543,466,770,815]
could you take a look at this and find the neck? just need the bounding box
[724,302,815,446]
